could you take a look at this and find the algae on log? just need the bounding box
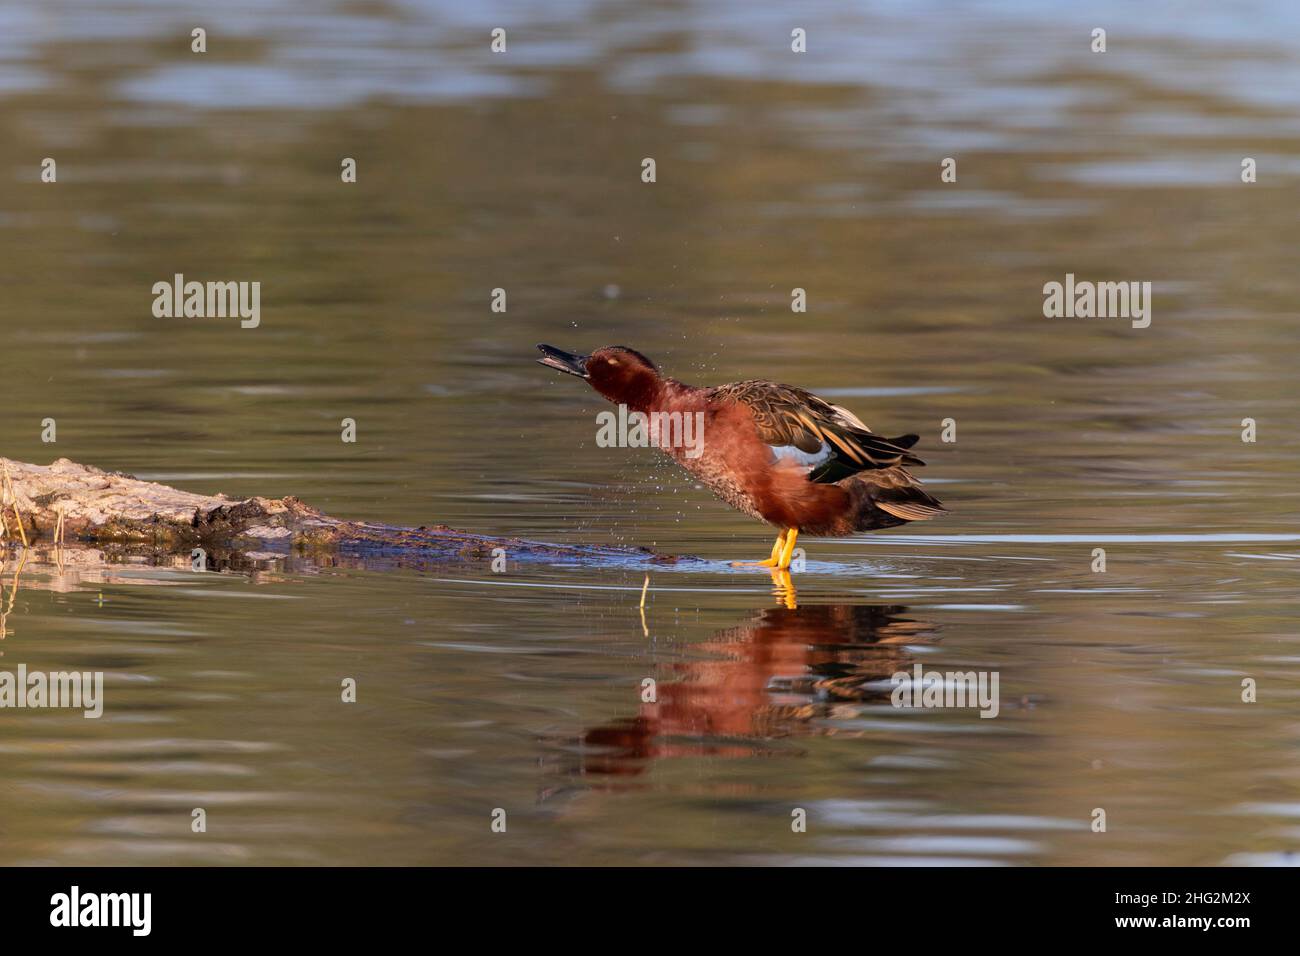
[0,457,686,567]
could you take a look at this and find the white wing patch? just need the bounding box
[771,440,834,472]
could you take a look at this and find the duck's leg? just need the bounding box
[731,530,786,568]
[774,528,800,571]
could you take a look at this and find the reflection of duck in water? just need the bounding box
[559,602,938,778]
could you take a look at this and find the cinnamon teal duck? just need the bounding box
[536,344,946,571]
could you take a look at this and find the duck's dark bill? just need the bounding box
[536,344,589,378]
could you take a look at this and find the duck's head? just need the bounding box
[536,344,662,406]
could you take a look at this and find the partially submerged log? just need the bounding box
[0,457,690,567]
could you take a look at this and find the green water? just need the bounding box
[1,1,1299,865]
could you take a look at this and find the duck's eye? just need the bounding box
[607,358,619,365]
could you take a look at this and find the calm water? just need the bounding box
[1,1,1299,866]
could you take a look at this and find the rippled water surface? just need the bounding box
[1,1,1299,866]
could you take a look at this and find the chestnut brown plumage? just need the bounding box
[536,344,946,570]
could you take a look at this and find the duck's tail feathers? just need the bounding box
[873,482,947,522]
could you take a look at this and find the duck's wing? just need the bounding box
[713,380,925,483]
